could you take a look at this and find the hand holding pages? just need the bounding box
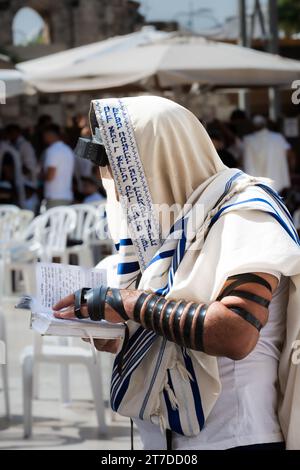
[16,263,125,340]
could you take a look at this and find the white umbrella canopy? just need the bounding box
[19,34,300,93]
[0,69,29,99]
[17,27,170,92]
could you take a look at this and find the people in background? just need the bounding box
[230,109,253,139]
[23,179,40,214]
[42,124,75,209]
[81,175,106,204]
[209,129,237,168]
[243,115,291,194]
[32,114,53,161]
[0,111,298,212]
[66,113,89,149]
[5,124,38,183]
[0,181,15,205]
[0,136,26,207]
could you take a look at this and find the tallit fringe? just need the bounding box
[164,380,179,410]
[159,414,168,434]
[176,361,194,382]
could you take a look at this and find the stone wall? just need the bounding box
[0,0,144,126]
[0,0,144,48]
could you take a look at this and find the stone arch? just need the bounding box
[0,0,145,49]
[12,6,51,45]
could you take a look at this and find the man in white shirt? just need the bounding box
[82,175,106,204]
[42,124,75,209]
[6,124,38,183]
[243,116,291,193]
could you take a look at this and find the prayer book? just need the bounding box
[15,262,125,340]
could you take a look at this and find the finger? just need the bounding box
[105,340,120,354]
[106,342,119,354]
[94,339,119,353]
[94,339,110,348]
[53,308,76,319]
[53,293,75,311]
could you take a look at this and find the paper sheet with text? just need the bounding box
[36,263,107,313]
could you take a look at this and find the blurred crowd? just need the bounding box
[0,108,299,217]
[0,113,106,214]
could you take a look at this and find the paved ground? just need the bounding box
[0,298,142,450]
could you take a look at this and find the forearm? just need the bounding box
[54,273,274,360]
[105,289,259,360]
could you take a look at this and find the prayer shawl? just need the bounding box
[92,96,300,449]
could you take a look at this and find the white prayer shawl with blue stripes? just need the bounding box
[92,96,300,449]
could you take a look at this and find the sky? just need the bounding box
[13,0,266,45]
[139,0,239,26]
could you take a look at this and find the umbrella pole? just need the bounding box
[268,0,281,121]
[238,0,251,115]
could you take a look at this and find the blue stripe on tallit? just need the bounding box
[182,349,205,430]
[209,197,300,245]
[111,330,156,382]
[117,261,140,275]
[119,238,134,246]
[258,184,295,224]
[139,338,167,419]
[112,326,146,370]
[115,238,134,252]
[267,212,300,245]
[163,370,183,435]
[214,170,244,207]
[111,374,131,410]
[111,332,157,408]
[147,249,175,267]
[111,331,156,391]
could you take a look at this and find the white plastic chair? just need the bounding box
[89,201,113,264]
[14,210,35,239]
[0,210,35,296]
[65,204,99,267]
[23,207,77,399]
[21,343,107,438]
[0,206,21,249]
[34,207,77,263]
[0,204,20,217]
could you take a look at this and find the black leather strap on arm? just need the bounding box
[230,307,263,331]
[218,273,272,301]
[74,287,91,320]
